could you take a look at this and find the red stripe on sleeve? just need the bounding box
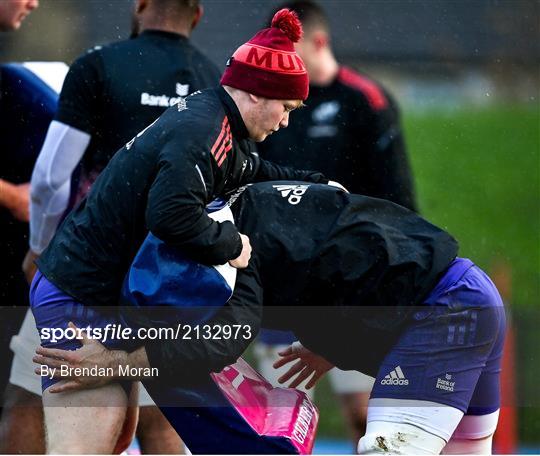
[217,141,233,167]
[337,66,388,111]
[211,117,230,157]
[214,124,231,164]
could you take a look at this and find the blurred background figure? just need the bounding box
[0,0,38,32]
[0,0,40,230]
[255,0,417,449]
[3,0,220,453]
[0,0,42,452]
[0,59,62,455]
[259,0,417,210]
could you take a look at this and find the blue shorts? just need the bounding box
[29,272,315,454]
[370,258,506,415]
[30,271,135,392]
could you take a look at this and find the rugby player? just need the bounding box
[0,60,65,454]
[0,1,43,452]
[23,9,330,453]
[9,0,221,452]
[34,182,505,455]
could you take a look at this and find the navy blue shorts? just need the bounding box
[370,258,506,415]
[30,271,135,392]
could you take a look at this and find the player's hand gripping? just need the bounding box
[229,233,252,269]
[273,341,334,389]
[33,322,123,393]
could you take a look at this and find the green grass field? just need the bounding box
[405,104,539,309]
[314,103,540,443]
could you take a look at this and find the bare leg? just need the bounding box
[442,434,494,454]
[337,391,370,445]
[113,383,139,454]
[137,405,185,454]
[43,383,128,454]
[442,411,500,455]
[0,384,45,453]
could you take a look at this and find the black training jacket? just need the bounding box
[258,66,417,211]
[55,30,221,183]
[146,182,457,380]
[38,89,327,309]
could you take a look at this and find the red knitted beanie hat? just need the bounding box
[220,9,309,101]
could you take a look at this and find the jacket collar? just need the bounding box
[216,86,250,140]
[138,29,189,42]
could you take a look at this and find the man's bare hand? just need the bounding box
[0,179,30,222]
[33,322,125,393]
[273,341,334,389]
[229,233,251,269]
[22,249,39,284]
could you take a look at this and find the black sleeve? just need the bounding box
[144,258,263,380]
[242,151,328,185]
[54,49,104,135]
[359,98,418,212]
[145,137,242,265]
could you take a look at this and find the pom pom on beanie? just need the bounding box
[220,9,309,101]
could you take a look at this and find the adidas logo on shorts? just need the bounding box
[380,366,409,386]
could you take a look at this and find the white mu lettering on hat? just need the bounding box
[233,43,306,74]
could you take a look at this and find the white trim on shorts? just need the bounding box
[451,410,500,439]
